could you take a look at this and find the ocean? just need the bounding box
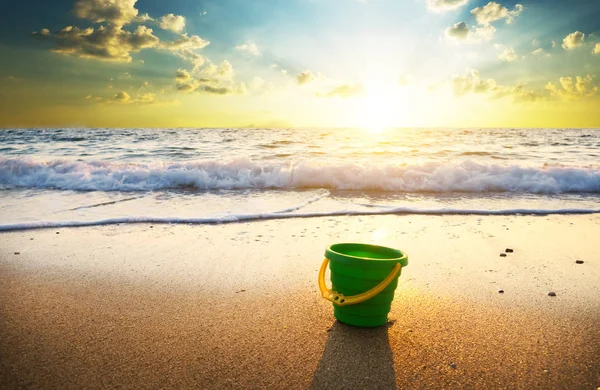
[1,127,599,230]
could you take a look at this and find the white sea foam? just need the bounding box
[1,156,599,193]
[1,206,599,231]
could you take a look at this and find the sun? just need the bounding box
[356,80,407,133]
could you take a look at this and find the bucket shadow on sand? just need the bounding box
[310,321,397,390]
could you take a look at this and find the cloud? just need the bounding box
[499,48,517,62]
[35,0,219,85]
[174,61,245,96]
[594,43,600,55]
[160,34,210,69]
[445,22,495,43]
[202,85,240,95]
[159,14,185,33]
[133,13,153,23]
[452,70,497,96]
[470,2,523,26]
[176,79,200,92]
[73,0,139,26]
[201,60,234,79]
[39,0,210,67]
[495,45,518,62]
[176,49,206,71]
[52,25,159,62]
[451,69,539,102]
[296,70,315,85]
[110,91,131,103]
[236,43,260,56]
[531,48,544,55]
[562,31,585,50]
[451,70,600,103]
[446,22,469,40]
[446,1,522,43]
[134,92,155,104]
[161,34,209,50]
[427,0,469,11]
[32,28,50,38]
[108,90,157,104]
[495,83,540,102]
[545,75,598,99]
[175,68,192,82]
[319,83,364,98]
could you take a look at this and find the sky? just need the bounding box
[0,0,599,129]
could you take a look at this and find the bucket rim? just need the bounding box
[325,243,408,267]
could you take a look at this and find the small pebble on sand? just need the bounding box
[56,232,60,234]
[498,289,504,294]
[14,252,20,255]
[548,291,556,297]
[449,363,457,369]
[500,253,507,257]
[575,260,584,264]
[505,248,514,253]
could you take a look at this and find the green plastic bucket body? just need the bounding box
[325,243,408,327]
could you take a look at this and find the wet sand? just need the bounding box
[1,214,599,389]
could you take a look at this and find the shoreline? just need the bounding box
[1,214,599,388]
[2,206,600,232]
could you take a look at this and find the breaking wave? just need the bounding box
[1,156,599,194]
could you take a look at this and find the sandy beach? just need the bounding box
[1,214,599,389]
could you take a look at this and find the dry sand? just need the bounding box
[1,214,599,389]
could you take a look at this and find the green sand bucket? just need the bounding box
[318,243,408,327]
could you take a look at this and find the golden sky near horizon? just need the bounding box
[0,0,599,128]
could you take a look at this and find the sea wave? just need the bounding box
[1,156,599,193]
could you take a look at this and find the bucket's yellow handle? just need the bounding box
[318,258,401,306]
